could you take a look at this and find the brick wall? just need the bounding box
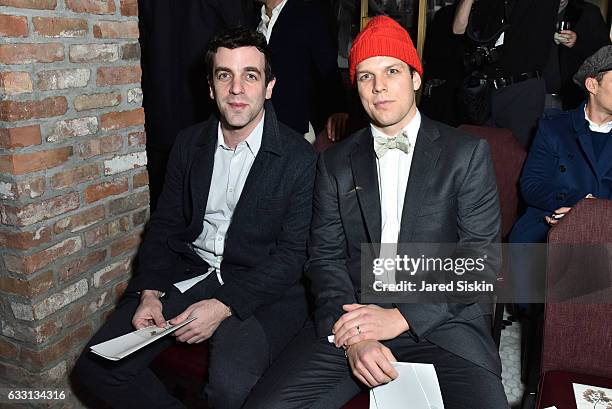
[0,0,147,406]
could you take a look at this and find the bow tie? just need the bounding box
[374,132,411,158]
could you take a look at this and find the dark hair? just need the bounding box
[594,71,607,83]
[205,27,274,85]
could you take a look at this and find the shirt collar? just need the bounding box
[584,105,612,133]
[260,0,289,24]
[217,112,265,156]
[370,109,421,147]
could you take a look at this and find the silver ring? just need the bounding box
[356,325,361,334]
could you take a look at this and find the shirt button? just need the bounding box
[228,187,234,192]
[559,165,566,172]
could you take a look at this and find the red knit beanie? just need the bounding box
[349,15,423,84]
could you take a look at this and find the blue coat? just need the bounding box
[510,103,612,244]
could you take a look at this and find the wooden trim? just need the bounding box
[361,0,369,30]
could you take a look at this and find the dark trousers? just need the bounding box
[74,282,272,409]
[244,323,509,409]
[490,77,546,149]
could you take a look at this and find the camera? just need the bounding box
[463,45,501,70]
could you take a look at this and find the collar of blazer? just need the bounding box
[194,100,285,157]
[348,115,443,243]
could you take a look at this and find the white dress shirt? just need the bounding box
[585,105,612,133]
[173,114,265,293]
[257,0,289,43]
[373,110,421,283]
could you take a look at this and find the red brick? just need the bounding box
[0,271,54,297]
[0,96,67,122]
[0,192,79,227]
[93,20,138,38]
[69,43,118,63]
[84,216,129,247]
[100,108,144,130]
[19,323,92,369]
[0,14,28,37]
[14,176,45,200]
[110,232,141,257]
[84,177,128,203]
[108,191,149,216]
[93,258,130,287]
[73,92,121,111]
[119,0,136,16]
[127,131,145,147]
[3,236,82,274]
[121,42,140,60]
[66,0,115,14]
[32,16,87,37]
[0,226,52,250]
[132,169,148,189]
[54,205,105,234]
[114,279,128,299]
[96,65,141,86]
[0,43,63,64]
[50,163,100,190]
[0,338,19,360]
[0,146,71,175]
[132,208,148,226]
[77,134,123,159]
[0,0,56,9]
[58,249,106,282]
[0,71,33,96]
[0,125,41,149]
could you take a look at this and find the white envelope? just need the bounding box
[369,362,445,409]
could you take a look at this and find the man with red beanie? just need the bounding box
[244,16,507,409]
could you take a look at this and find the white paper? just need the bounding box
[90,316,196,361]
[369,362,444,409]
[572,383,612,409]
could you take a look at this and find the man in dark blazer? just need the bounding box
[253,0,349,141]
[245,16,507,409]
[74,28,316,409]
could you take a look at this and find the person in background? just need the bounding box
[254,0,349,142]
[74,28,316,409]
[543,0,610,111]
[453,0,558,147]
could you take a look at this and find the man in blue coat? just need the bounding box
[510,45,612,300]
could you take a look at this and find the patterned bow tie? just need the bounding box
[374,132,411,158]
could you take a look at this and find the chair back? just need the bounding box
[459,125,526,241]
[542,199,612,378]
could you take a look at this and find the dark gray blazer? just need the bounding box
[305,115,503,375]
[127,103,317,355]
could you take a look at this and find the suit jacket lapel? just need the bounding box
[189,119,218,229]
[350,129,382,244]
[398,117,442,243]
[228,103,282,236]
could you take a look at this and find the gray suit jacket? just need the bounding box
[305,115,502,375]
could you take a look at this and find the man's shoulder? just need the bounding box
[275,120,317,161]
[422,116,484,155]
[174,118,215,148]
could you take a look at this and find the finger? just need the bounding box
[380,348,399,379]
[327,118,334,141]
[175,327,197,342]
[169,309,189,325]
[556,207,571,214]
[336,323,364,347]
[363,354,391,385]
[342,303,365,312]
[132,318,148,330]
[151,309,166,327]
[353,371,372,388]
[356,360,379,387]
[345,331,368,346]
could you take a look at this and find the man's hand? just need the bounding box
[326,112,349,142]
[132,290,165,329]
[545,206,571,226]
[169,298,232,344]
[346,340,398,388]
[554,30,577,48]
[333,304,409,348]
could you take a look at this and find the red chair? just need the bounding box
[459,125,527,346]
[536,199,612,409]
